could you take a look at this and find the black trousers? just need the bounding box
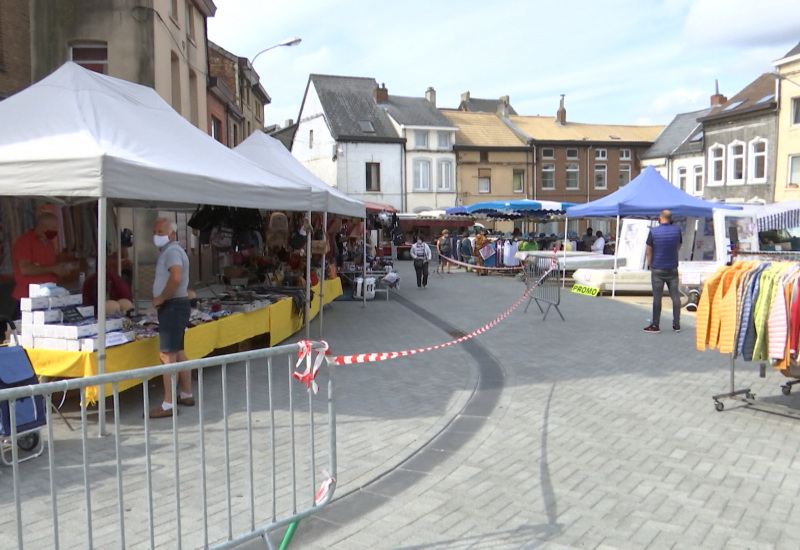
[414,261,429,287]
[651,268,680,327]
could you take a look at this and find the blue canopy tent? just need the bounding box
[466,199,575,220]
[564,166,741,296]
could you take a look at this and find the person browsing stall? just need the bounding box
[591,230,605,254]
[437,229,453,274]
[410,234,432,288]
[580,227,595,251]
[644,209,683,334]
[149,218,194,418]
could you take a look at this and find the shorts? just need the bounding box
[157,298,191,353]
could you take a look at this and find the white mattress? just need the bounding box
[517,251,626,271]
[573,261,725,293]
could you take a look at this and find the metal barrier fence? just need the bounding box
[0,341,336,550]
[524,256,565,321]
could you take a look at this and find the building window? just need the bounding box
[478,168,491,193]
[595,149,607,160]
[709,144,725,186]
[566,148,578,160]
[185,2,195,41]
[413,159,431,191]
[188,70,198,126]
[749,138,767,183]
[541,164,555,190]
[542,148,555,159]
[479,151,489,163]
[619,165,632,187]
[309,129,313,148]
[415,131,429,149]
[513,170,524,193]
[211,117,222,142]
[677,167,687,190]
[790,155,800,186]
[70,43,108,74]
[437,133,450,149]
[694,165,703,194]
[566,163,579,189]
[170,51,181,112]
[793,98,800,125]
[366,163,380,191]
[620,149,631,160]
[728,141,745,185]
[169,0,178,18]
[594,164,607,189]
[358,120,375,133]
[437,160,453,191]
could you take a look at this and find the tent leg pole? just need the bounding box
[97,198,108,437]
[132,209,139,316]
[562,216,568,288]
[319,212,327,339]
[305,211,312,341]
[612,215,620,298]
[362,218,367,309]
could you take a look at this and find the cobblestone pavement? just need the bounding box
[275,261,800,550]
[6,259,800,549]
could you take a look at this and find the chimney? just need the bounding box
[425,87,436,107]
[461,91,470,103]
[556,94,566,125]
[499,95,510,105]
[497,101,509,117]
[710,79,727,106]
[373,83,389,104]
[285,119,294,127]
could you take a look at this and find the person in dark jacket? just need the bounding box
[644,210,682,334]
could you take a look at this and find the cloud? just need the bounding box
[683,0,800,48]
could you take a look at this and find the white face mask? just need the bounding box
[153,234,170,248]
[417,239,422,244]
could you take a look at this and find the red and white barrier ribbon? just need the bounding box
[329,260,555,365]
[438,254,524,271]
[292,340,329,393]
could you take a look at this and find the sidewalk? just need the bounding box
[275,260,800,549]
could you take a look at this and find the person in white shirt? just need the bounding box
[591,230,606,254]
[410,235,432,288]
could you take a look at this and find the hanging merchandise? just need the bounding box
[266,211,289,248]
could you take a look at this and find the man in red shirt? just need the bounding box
[12,212,70,303]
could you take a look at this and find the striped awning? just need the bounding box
[754,202,800,232]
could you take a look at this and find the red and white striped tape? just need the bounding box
[328,259,555,365]
[292,339,329,393]
[438,254,524,271]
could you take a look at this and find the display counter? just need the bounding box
[27,278,342,402]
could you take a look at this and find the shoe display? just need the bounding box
[177,396,195,406]
[148,406,175,418]
[643,325,660,334]
[673,325,681,333]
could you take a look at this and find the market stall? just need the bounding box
[0,63,342,420]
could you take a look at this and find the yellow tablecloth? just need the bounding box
[27,279,342,402]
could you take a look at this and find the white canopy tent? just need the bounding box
[235,131,365,218]
[0,62,320,433]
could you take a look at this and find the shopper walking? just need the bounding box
[410,234,432,288]
[644,209,683,334]
[149,218,194,418]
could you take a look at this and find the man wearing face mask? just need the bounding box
[149,218,193,419]
[11,212,71,309]
[410,234,432,288]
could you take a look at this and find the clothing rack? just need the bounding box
[711,250,800,419]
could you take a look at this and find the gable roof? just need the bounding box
[782,40,800,59]
[439,110,528,148]
[507,115,662,144]
[382,96,455,128]
[308,74,404,143]
[269,122,297,151]
[641,107,714,159]
[459,96,518,115]
[700,73,777,123]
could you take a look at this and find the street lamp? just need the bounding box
[251,37,302,65]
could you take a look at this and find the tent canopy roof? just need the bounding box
[0,62,313,211]
[565,166,741,218]
[235,132,365,218]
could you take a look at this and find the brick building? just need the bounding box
[0,0,31,99]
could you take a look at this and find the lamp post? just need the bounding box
[251,37,302,65]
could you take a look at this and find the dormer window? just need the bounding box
[358,120,375,133]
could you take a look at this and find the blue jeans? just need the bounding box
[651,268,680,328]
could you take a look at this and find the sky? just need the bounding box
[207,0,800,130]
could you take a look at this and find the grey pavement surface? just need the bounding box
[4,259,800,549]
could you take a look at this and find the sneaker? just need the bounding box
[673,325,681,333]
[643,325,660,334]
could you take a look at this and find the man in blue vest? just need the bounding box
[644,210,682,334]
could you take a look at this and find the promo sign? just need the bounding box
[571,284,599,297]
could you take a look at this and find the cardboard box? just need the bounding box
[48,294,83,308]
[79,330,136,352]
[52,318,124,339]
[19,297,51,311]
